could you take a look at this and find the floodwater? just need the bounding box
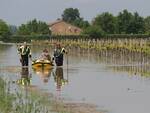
[0,43,150,113]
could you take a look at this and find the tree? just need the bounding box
[62,8,90,29]
[62,8,80,23]
[9,25,17,35]
[73,18,90,28]
[144,16,150,34]
[117,10,145,34]
[17,24,30,35]
[27,19,38,34]
[37,21,51,34]
[81,26,105,38]
[0,19,10,38]
[17,19,50,35]
[92,12,117,34]
[117,9,133,34]
[127,12,145,34]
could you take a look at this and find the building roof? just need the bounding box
[48,19,64,26]
[48,19,82,35]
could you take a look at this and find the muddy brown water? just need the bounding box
[0,43,150,113]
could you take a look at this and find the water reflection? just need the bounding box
[32,66,68,91]
[96,49,150,77]
[17,67,31,86]
[33,67,52,83]
[53,67,68,91]
[109,65,150,77]
[1,44,150,113]
[0,44,13,65]
[68,47,150,65]
[68,47,150,77]
[98,49,150,65]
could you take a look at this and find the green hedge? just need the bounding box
[106,34,150,39]
[50,34,150,40]
[1,34,150,43]
[2,35,51,43]
[51,35,89,40]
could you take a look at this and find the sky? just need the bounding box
[0,0,150,26]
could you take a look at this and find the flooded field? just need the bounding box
[0,43,150,113]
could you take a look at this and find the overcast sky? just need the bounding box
[0,0,150,26]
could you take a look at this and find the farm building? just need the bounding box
[48,20,82,35]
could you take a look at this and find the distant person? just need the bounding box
[53,44,67,66]
[18,42,32,66]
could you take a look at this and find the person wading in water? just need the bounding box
[18,42,32,66]
[53,44,67,66]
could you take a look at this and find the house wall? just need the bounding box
[49,21,82,35]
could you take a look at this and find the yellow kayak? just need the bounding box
[32,59,54,69]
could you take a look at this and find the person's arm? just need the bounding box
[28,47,32,58]
[61,48,68,54]
[18,46,22,54]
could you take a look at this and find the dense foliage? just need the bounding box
[92,12,117,34]
[92,9,145,34]
[61,8,148,37]
[117,10,145,34]
[9,25,17,35]
[0,19,10,39]
[81,26,105,38]
[144,16,150,34]
[62,8,90,29]
[1,8,150,41]
[4,35,51,43]
[17,19,51,35]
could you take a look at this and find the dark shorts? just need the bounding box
[55,55,63,66]
[21,55,29,66]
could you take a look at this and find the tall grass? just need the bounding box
[33,38,150,55]
[0,78,15,113]
[0,76,71,113]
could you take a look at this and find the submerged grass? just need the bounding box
[0,75,103,113]
[0,76,71,113]
[32,38,150,55]
[0,78,15,113]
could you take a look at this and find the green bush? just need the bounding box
[1,33,150,43]
[2,35,51,43]
[81,26,105,38]
[106,34,149,39]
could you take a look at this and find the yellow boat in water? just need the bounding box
[32,59,54,69]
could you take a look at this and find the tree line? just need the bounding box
[0,19,50,41]
[1,8,150,41]
[62,8,150,37]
